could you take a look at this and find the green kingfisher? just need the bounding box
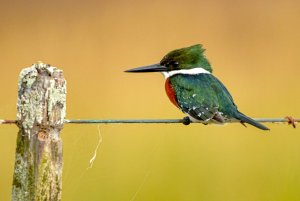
[125,44,269,130]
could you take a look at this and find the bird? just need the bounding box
[125,44,269,130]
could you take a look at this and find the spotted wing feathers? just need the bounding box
[169,73,234,123]
[168,73,269,130]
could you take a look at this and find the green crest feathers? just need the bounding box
[160,44,213,73]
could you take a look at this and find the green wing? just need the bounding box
[169,73,238,122]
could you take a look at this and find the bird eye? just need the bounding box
[172,61,179,69]
[164,61,179,71]
[173,61,179,66]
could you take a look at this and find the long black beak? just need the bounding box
[125,64,167,73]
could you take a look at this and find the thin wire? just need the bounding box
[0,118,299,124]
[64,118,300,124]
[0,120,17,124]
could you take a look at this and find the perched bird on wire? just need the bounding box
[125,44,269,130]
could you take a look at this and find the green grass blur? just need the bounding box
[0,0,300,200]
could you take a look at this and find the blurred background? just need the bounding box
[0,0,300,200]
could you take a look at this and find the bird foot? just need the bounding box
[240,121,247,127]
[285,116,296,128]
[182,116,191,125]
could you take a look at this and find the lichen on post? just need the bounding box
[12,62,66,201]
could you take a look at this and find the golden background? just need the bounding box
[0,0,300,200]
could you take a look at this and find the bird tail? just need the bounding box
[236,112,270,131]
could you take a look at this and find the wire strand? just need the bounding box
[0,118,299,124]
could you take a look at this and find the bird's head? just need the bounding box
[125,44,212,74]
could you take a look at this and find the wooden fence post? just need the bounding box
[12,62,66,201]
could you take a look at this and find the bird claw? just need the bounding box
[182,116,191,125]
[240,121,247,127]
[285,116,296,128]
